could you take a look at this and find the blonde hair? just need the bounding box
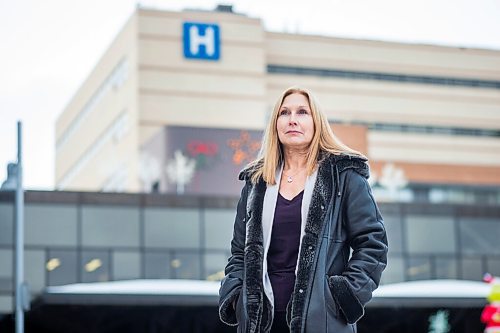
[247,86,365,185]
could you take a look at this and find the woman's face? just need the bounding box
[276,93,315,150]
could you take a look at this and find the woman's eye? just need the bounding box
[298,109,308,115]
[279,110,289,116]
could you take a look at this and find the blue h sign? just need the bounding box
[183,22,220,61]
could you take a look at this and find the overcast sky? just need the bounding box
[1,0,499,190]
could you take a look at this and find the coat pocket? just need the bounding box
[325,275,355,331]
[325,274,339,319]
[235,289,243,324]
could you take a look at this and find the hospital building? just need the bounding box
[0,5,499,331]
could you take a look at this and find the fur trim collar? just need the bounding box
[330,153,370,179]
[239,152,369,182]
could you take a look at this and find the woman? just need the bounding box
[219,87,388,332]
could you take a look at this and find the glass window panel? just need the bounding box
[461,257,484,281]
[384,215,403,254]
[25,250,45,293]
[459,218,500,255]
[0,295,13,313]
[145,252,171,279]
[82,206,140,247]
[0,248,12,292]
[0,203,14,245]
[0,249,12,279]
[145,208,200,249]
[171,252,201,280]
[435,257,457,279]
[380,255,404,284]
[81,250,110,283]
[407,256,432,281]
[47,250,78,286]
[0,277,12,293]
[204,209,234,251]
[487,258,500,277]
[406,215,456,254]
[204,252,228,281]
[25,204,77,246]
[112,251,141,280]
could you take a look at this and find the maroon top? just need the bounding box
[267,190,303,312]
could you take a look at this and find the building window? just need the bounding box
[346,120,500,138]
[25,204,77,247]
[26,250,46,291]
[407,256,432,281]
[47,249,78,286]
[81,205,140,248]
[406,215,456,254]
[0,204,13,246]
[487,257,500,276]
[170,252,201,279]
[381,255,405,284]
[204,209,234,251]
[81,250,111,283]
[268,64,500,90]
[383,215,403,253]
[0,249,13,292]
[458,217,500,255]
[144,208,200,249]
[460,256,484,281]
[112,251,141,280]
[434,257,458,279]
[204,252,228,281]
[145,251,171,279]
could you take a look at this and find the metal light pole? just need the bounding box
[15,121,27,333]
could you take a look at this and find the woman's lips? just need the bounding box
[286,130,302,134]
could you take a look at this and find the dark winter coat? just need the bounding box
[219,153,388,332]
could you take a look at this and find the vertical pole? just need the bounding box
[15,121,24,333]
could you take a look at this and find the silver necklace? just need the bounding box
[284,169,304,183]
